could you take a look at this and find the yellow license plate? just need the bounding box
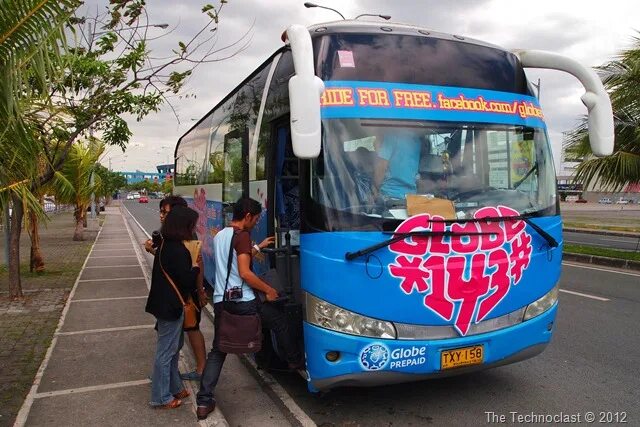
[440,345,484,370]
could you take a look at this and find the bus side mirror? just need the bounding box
[289,75,324,158]
[514,49,614,157]
[286,24,325,159]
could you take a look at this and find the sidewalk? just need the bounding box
[14,206,225,426]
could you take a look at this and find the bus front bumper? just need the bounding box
[304,304,557,392]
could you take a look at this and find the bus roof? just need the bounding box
[305,19,505,52]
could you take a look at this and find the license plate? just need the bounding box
[440,345,484,370]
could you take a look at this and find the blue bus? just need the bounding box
[174,21,613,392]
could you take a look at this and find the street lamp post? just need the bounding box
[303,2,345,19]
[355,13,391,20]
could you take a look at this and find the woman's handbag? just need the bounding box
[217,229,263,354]
[159,242,200,329]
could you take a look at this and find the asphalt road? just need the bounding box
[564,230,640,251]
[123,200,639,426]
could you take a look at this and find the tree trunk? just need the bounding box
[73,206,84,241]
[8,194,24,299]
[83,210,87,228]
[28,210,45,273]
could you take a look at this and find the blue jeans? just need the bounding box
[150,313,185,406]
[197,299,301,406]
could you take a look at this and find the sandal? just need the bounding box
[173,389,190,399]
[156,398,182,409]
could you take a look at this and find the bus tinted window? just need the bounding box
[206,94,237,184]
[175,119,210,185]
[257,51,294,180]
[317,34,530,94]
[232,66,270,180]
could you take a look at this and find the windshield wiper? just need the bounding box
[520,216,558,248]
[344,212,558,261]
[344,230,496,261]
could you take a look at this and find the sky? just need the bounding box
[87,0,640,173]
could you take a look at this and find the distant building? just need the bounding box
[557,146,639,202]
[119,170,165,184]
[156,163,175,182]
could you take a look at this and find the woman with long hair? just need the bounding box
[146,205,200,408]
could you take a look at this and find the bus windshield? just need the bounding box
[310,118,556,229]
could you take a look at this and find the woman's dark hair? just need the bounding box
[161,205,199,241]
[159,195,187,210]
[232,197,262,220]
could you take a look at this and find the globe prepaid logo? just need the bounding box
[360,343,428,371]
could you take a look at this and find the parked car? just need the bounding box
[565,195,579,202]
[575,198,588,203]
[126,193,134,200]
[132,192,141,199]
[139,196,149,203]
[598,197,612,204]
[615,198,629,204]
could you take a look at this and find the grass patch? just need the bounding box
[565,243,640,262]
[564,222,640,233]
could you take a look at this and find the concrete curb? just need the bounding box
[564,227,640,238]
[563,252,640,271]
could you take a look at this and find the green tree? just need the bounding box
[0,0,81,298]
[161,178,173,195]
[565,36,640,191]
[54,141,103,241]
[94,164,126,200]
[1,0,248,298]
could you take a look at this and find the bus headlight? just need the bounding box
[306,293,396,339]
[523,285,558,321]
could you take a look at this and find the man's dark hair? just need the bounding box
[159,195,188,210]
[232,197,262,220]
[161,205,199,241]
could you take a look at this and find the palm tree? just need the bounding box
[54,141,104,241]
[0,0,81,297]
[564,36,640,191]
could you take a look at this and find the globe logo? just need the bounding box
[359,343,390,371]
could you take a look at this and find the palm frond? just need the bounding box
[564,34,640,191]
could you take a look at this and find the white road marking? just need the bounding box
[56,325,155,336]
[78,277,145,282]
[90,248,136,252]
[565,240,613,247]
[601,237,638,243]
[89,255,139,259]
[562,262,640,277]
[559,289,610,301]
[83,265,140,269]
[33,379,151,399]
[71,296,147,302]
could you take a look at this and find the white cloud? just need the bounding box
[81,0,640,172]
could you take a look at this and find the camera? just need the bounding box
[224,286,243,300]
[151,230,163,248]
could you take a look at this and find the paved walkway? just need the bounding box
[14,206,226,426]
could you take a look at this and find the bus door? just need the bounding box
[271,119,302,298]
[256,119,305,369]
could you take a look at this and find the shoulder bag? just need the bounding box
[159,241,200,329]
[217,229,263,354]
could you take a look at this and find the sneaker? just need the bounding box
[180,370,201,381]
